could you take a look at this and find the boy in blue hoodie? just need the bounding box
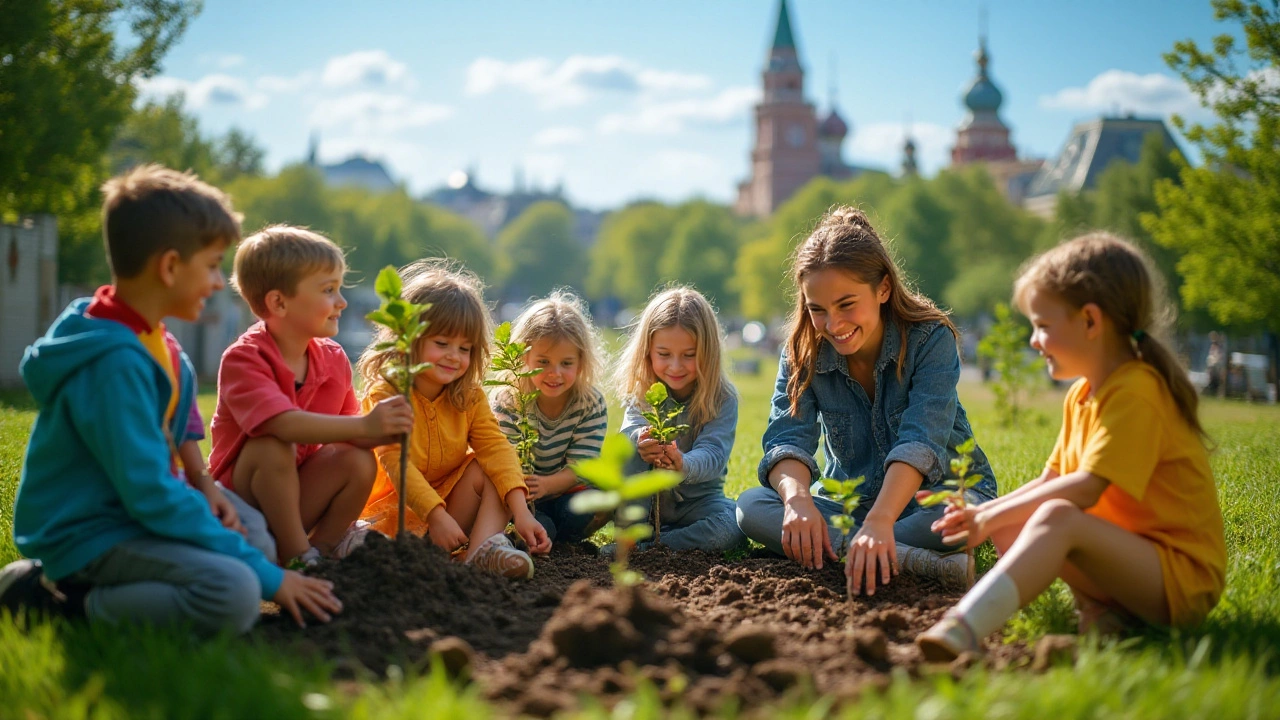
[0,165,341,634]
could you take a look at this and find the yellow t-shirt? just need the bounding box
[1047,361,1226,626]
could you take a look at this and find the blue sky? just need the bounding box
[141,0,1222,210]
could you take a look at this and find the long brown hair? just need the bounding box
[1013,232,1205,439]
[357,259,492,411]
[785,205,958,416]
[612,286,733,434]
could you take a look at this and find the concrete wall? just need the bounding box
[0,216,58,386]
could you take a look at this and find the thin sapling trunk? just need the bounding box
[639,382,690,545]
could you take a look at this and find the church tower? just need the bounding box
[950,34,1017,165]
[735,0,821,217]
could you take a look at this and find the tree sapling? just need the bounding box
[569,435,681,588]
[915,437,983,544]
[821,475,865,619]
[485,321,543,511]
[977,303,1045,427]
[365,266,433,540]
[638,381,690,543]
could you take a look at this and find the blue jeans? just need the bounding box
[736,485,980,557]
[534,493,594,543]
[71,536,263,636]
[651,491,746,554]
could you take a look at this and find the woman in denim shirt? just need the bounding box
[736,206,997,595]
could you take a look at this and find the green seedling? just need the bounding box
[821,476,865,615]
[570,434,681,588]
[977,302,1045,427]
[915,437,983,543]
[484,322,543,510]
[365,266,433,540]
[638,382,690,543]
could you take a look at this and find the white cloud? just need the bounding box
[256,72,316,94]
[1039,70,1203,117]
[310,92,453,134]
[465,55,710,108]
[597,86,759,135]
[844,121,952,175]
[322,50,412,90]
[136,73,269,110]
[532,126,585,147]
[198,53,246,70]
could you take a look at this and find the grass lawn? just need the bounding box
[2,365,1279,719]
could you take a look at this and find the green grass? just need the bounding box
[3,364,1280,718]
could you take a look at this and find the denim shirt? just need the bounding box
[622,386,738,500]
[758,318,997,509]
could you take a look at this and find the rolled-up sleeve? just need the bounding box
[884,326,960,487]
[758,351,821,487]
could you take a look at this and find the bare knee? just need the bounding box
[240,436,295,470]
[1028,498,1082,531]
[332,445,376,492]
[461,460,487,495]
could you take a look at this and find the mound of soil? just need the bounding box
[258,534,1034,716]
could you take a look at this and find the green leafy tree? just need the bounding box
[569,435,682,587]
[1142,0,1280,335]
[496,201,584,299]
[587,202,676,306]
[364,267,433,539]
[214,127,266,181]
[658,202,740,311]
[976,303,1045,426]
[879,178,955,302]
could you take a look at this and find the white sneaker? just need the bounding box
[896,543,975,590]
[332,520,375,560]
[466,533,534,579]
[916,614,981,662]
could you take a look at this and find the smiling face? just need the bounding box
[1024,286,1091,381]
[413,333,473,399]
[166,239,229,323]
[527,337,580,400]
[800,268,889,358]
[648,325,698,399]
[276,265,347,339]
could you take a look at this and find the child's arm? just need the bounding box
[179,440,245,535]
[935,470,1105,548]
[259,396,412,445]
[663,391,737,485]
[620,403,668,467]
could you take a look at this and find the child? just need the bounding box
[357,260,551,578]
[917,234,1226,660]
[0,165,339,634]
[614,286,745,554]
[736,206,997,594]
[209,226,415,566]
[491,291,609,543]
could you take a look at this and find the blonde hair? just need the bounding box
[499,289,605,409]
[785,205,958,416]
[1013,232,1205,439]
[613,286,733,434]
[356,259,492,411]
[231,225,346,318]
[101,164,242,279]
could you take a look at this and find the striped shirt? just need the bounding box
[492,386,609,483]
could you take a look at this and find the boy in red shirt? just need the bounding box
[209,226,413,566]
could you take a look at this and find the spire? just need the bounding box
[771,0,796,51]
[962,6,1003,114]
[307,131,319,166]
[902,115,918,177]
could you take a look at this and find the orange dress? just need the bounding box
[361,382,526,537]
[1047,361,1226,626]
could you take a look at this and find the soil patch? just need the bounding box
[258,534,1034,716]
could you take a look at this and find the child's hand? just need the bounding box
[204,487,246,536]
[636,430,669,467]
[426,507,469,553]
[363,395,414,438]
[661,443,683,472]
[273,571,342,628]
[931,503,984,548]
[525,475,544,501]
[513,508,552,555]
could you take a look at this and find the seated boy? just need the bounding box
[0,165,340,634]
[208,225,413,566]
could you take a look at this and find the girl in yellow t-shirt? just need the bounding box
[917,233,1226,660]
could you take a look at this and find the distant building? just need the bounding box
[735,0,872,217]
[306,133,396,193]
[1023,115,1183,218]
[425,168,603,246]
[949,34,1043,205]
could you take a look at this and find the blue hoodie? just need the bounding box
[14,299,284,599]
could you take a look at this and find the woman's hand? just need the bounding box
[781,494,837,569]
[846,515,898,596]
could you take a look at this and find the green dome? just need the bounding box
[963,43,1003,112]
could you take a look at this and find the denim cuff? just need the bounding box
[885,441,943,486]
[758,444,820,488]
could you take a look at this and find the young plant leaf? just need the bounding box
[374,266,402,300]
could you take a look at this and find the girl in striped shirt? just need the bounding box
[491,291,609,543]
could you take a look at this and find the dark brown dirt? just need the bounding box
[257,533,1036,716]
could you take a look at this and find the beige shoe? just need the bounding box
[467,533,534,579]
[896,543,975,590]
[916,615,981,662]
[332,520,377,560]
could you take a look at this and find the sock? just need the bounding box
[952,571,1021,639]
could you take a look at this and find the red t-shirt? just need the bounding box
[208,322,359,487]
